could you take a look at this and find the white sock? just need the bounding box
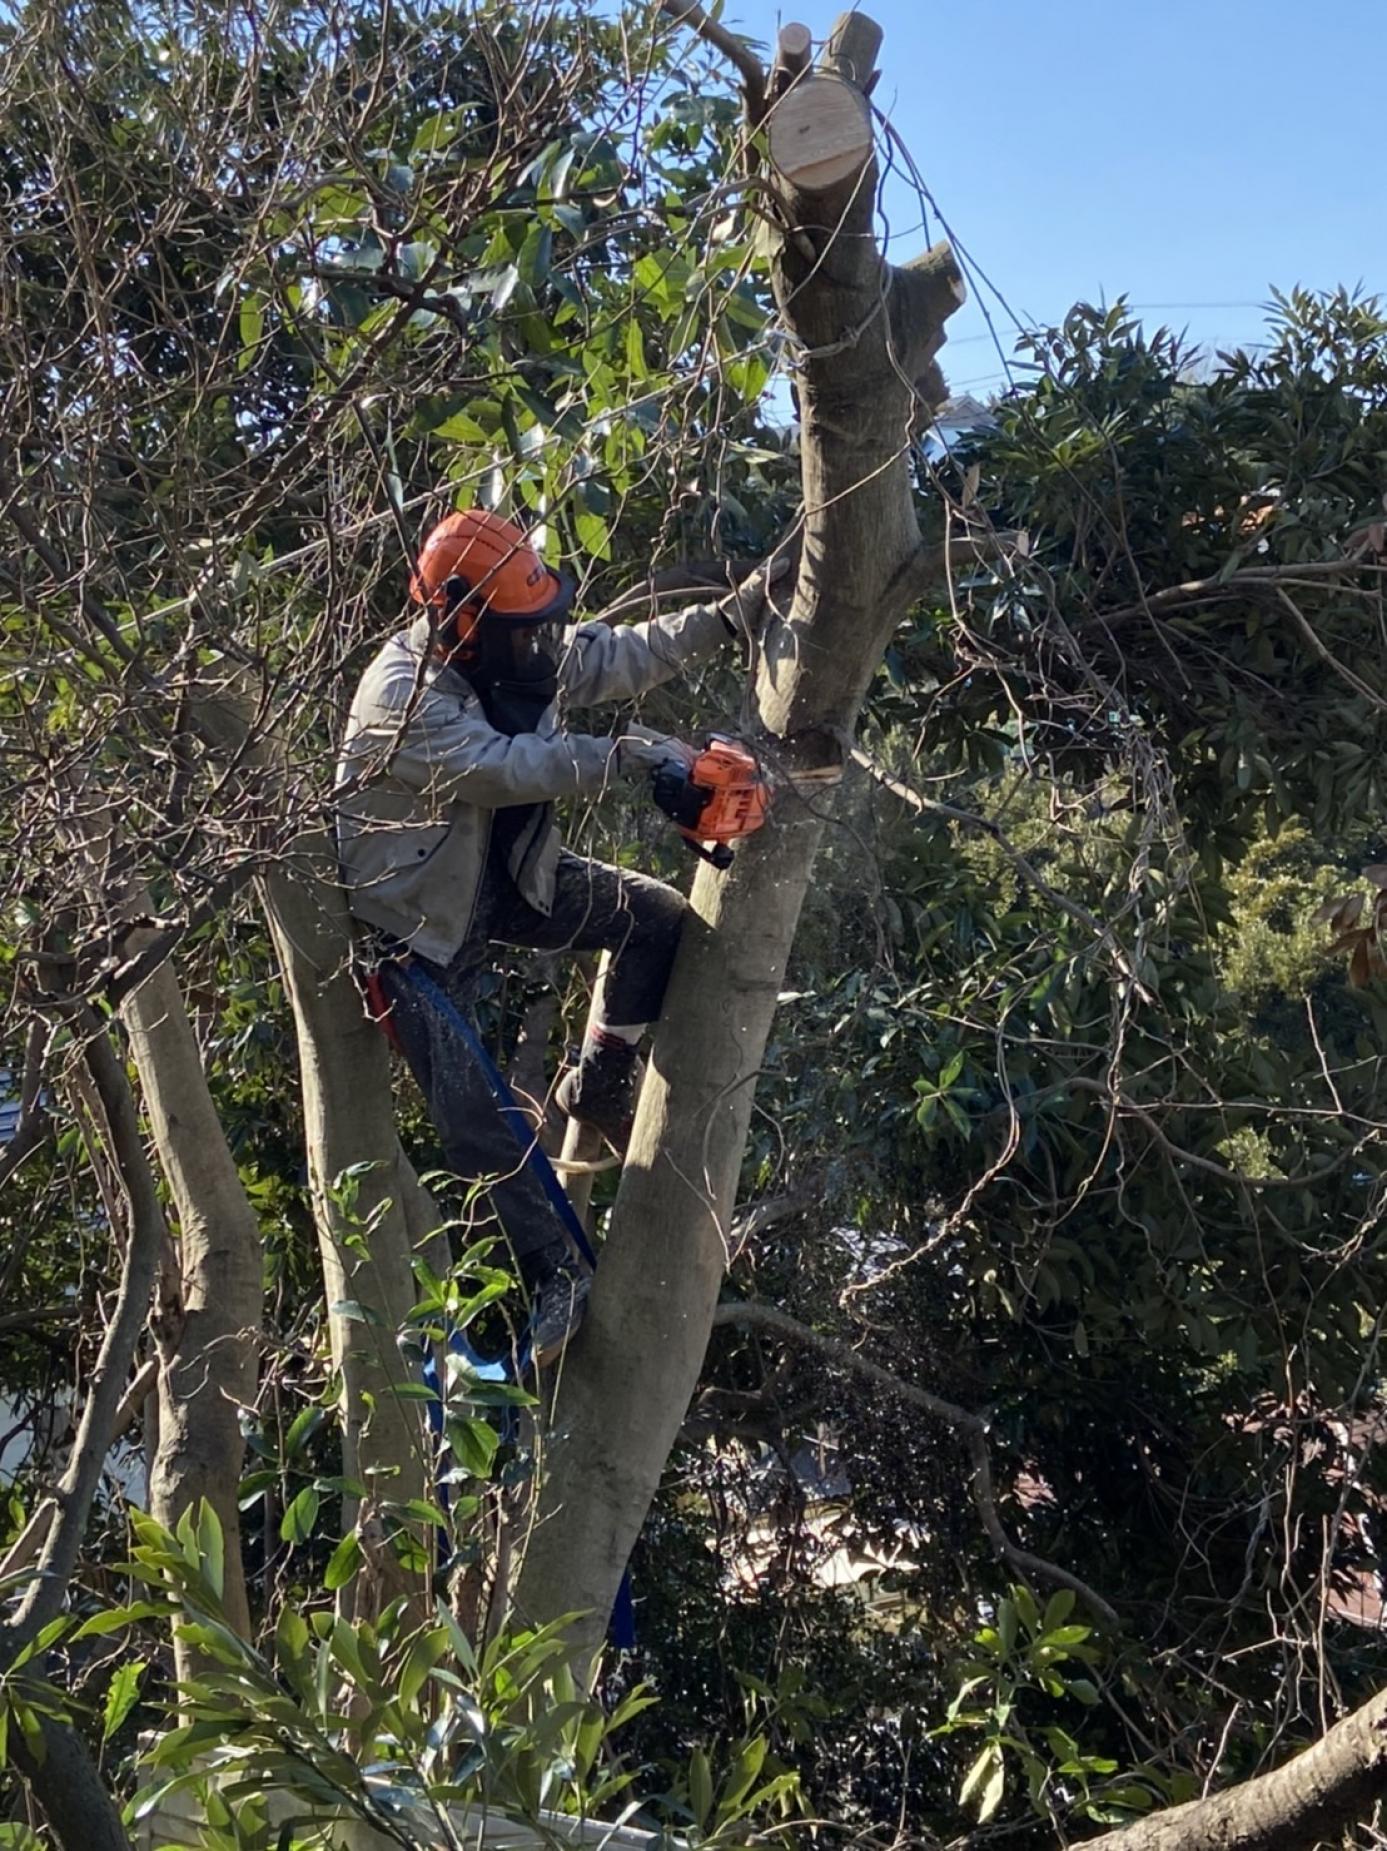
[588,1021,644,1052]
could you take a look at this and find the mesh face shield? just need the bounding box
[474,616,560,684]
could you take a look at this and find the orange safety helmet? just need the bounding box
[410,510,573,647]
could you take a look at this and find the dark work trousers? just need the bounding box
[373,851,686,1285]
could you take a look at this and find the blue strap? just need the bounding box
[398,958,633,1644]
[401,960,597,1268]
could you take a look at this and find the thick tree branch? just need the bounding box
[0,1014,163,1851]
[659,0,767,118]
[11,1720,133,1851]
[712,1300,1118,1626]
[0,1018,53,1191]
[1082,1688,1387,1851]
[6,1016,165,1648]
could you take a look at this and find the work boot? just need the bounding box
[529,1254,592,1366]
[554,1039,641,1148]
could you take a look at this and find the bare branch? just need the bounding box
[0,1017,53,1191]
[4,1015,166,1648]
[1081,555,1387,630]
[659,0,767,117]
[1081,1687,1387,1851]
[711,1299,1119,1626]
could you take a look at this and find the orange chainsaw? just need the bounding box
[651,734,770,869]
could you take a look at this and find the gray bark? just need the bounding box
[121,944,262,1651]
[2,1015,163,1851]
[513,10,962,1655]
[1083,1689,1387,1850]
[63,806,263,1657]
[260,831,431,1617]
[192,671,432,1617]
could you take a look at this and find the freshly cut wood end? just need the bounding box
[767,73,873,193]
[776,21,813,66]
[771,20,814,95]
[821,9,883,88]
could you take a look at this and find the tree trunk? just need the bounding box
[192,671,433,1617]
[260,833,431,1618]
[513,9,963,1655]
[3,1015,165,1851]
[65,807,263,1655]
[1082,1688,1387,1851]
[119,946,261,1650]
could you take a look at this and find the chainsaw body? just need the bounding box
[650,735,770,869]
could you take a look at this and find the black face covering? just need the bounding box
[467,618,561,887]
[472,619,558,733]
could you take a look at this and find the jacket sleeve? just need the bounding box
[351,677,622,809]
[556,601,728,707]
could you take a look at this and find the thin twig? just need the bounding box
[711,1299,1119,1626]
[1081,555,1387,630]
[658,0,767,118]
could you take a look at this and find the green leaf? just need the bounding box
[280,1486,320,1547]
[330,1300,385,1326]
[238,293,264,370]
[398,1629,450,1707]
[689,1748,713,1828]
[0,1824,46,1848]
[323,1529,363,1591]
[995,1597,1018,1655]
[1044,1624,1093,1648]
[73,1602,167,1639]
[195,1499,224,1601]
[1042,1589,1076,1633]
[394,1498,451,1529]
[959,1741,1003,1815]
[1012,1584,1040,1635]
[431,410,491,444]
[446,1416,499,1481]
[102,1661,145,1741]
[625,318,647,381]
[573,506,611,561]
[283,1404,325,1459]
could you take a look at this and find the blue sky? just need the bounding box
[721,0,1384,397]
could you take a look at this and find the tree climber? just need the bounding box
[336,509,780,1358]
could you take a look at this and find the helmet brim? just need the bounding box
[478,567,575,624]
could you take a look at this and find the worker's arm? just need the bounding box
[347,674,677,809]
[557,559,790,706]
[556,602,729,707]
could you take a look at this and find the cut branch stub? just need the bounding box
[820,9,883,88]
[889,241,969,417]
[766,73,873,194]
[771,20,813,96]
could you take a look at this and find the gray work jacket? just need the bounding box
[335,604,726,964]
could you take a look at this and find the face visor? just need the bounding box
[474,614,562,684]
[438,567,573,675]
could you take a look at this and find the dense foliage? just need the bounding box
[2,0,1386,1845]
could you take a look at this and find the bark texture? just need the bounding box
[1083,1688,1387,1850]
[2,1017,164,1851]
[193,671,431,1616]
[260,831,430,1616]
[513,9,962,1655]
[63,804,263,1654]
[121,947,261,1649]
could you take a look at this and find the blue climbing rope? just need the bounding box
[398,961,635,1648]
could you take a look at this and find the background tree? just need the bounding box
[4,0,1387,1847]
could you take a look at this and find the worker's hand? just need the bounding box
[717,554,793,643]
[614,727,697,777]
